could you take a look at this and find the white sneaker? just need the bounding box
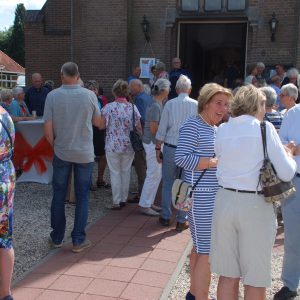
[140,207,160,216]
[151,204,162,212]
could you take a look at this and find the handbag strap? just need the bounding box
[260,121,269,160]
[0,117,14,157]
[131,103,136,130]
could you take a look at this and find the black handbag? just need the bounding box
[129,103,144,152]
[259,121,296,203]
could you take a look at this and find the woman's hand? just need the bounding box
[208,157,218,168]
[294,144,300,156]
[285,141,296,156]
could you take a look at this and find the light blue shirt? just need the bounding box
[279,104,300,173]
[156,93,198,146]
[1,99,21,117]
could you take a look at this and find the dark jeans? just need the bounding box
[50,155,93,245]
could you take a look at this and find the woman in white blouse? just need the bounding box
[210,85,297,300]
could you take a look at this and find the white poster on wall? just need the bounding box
[140,58,156,78]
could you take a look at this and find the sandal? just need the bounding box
[97,181,111,189]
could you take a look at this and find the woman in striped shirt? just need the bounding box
[175,83,232,300]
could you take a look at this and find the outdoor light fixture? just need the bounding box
[141,15,150,43]
[269,12,279,42]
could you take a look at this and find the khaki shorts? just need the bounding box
[209,188,277,287]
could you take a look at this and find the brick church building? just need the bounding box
[25,0,300,96]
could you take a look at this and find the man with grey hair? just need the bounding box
[44,62,101,253]
[128,79,152,202]
[25,72,50,116]
[280,83,298,116]
[275,101,300,300]
[155,75,198,231]
[169,57,191,99]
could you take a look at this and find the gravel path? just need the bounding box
[168,242,300,299]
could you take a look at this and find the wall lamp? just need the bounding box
[269,12,279,42]
[141,15,150,43]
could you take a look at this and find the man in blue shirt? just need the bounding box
[127,66,141,83]
[25,73,50,116]
[129,79,152,128]
[128,79,152,202]
[169,57,191,99]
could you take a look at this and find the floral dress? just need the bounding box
[0,110,15,249]
[101,100,141,153]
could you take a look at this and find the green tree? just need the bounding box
[8,3,26,66]
[0,27,13,53]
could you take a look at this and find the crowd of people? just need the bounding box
[0,58,300,300]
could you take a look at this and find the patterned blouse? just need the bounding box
[101,100,141,153]
[0,109,15,249]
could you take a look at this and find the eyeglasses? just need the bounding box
[279,93,287,97]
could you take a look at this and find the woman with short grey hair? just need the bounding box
[139,78,170,216]
[261,86,283,131]
[12,87,30,117]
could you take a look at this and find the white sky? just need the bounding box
[0,0,46,30]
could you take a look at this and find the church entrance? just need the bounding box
[178,21,248,97]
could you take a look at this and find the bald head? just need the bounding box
[172,57,181,70]
[32,73,43,89]
[129,79,144,96]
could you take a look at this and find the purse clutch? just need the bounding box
[129,103,144,152]
[172,168,207,211]
[259,121,296,203]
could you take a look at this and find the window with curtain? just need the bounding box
[181,0,199,11]
[228,0,246,10]
[204,0,222,11]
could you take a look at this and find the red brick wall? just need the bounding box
[72,0,128,97]
[25,0,300,94]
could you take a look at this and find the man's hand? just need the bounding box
[156,150,163,164]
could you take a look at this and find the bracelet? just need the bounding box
[155,147,161,151]
[207,158,211,169]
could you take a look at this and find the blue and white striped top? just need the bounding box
[175,115,217,188]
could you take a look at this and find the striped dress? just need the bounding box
[175,115,218,254]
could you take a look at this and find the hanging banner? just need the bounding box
[140,57,156,78]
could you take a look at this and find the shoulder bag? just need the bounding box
[172,167,208,211]
[129,103,144,152]
[0,117,14,159]
[259,121,296,203]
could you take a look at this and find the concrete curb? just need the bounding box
[160,239,193,300]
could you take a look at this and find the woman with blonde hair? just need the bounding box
[175,83,232,300]
[100,79,142,209]
[210,85,296,300]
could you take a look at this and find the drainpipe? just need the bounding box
[70,0,74,61]
[295,0,300,68]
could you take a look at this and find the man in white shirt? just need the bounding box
[275,104,300,300]
[155,75,198,231]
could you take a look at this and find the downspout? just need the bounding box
[295,0,300,69]
[70,0,74,61]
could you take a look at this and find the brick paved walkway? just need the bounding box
[12,204,191,300]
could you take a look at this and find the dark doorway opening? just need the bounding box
[179,22,247,97]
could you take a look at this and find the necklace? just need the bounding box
[199,113,214,127]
